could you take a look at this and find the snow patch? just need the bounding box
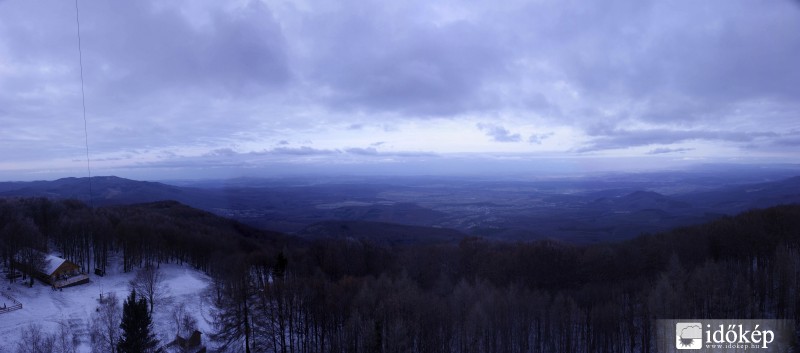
[0,260,212,353]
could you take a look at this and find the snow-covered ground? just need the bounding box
[0,258,212,352]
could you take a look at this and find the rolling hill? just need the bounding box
[1,173,799,242]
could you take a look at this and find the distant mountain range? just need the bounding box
[1,173,799,243]
[677,176,800,212]
[0,176,206,206]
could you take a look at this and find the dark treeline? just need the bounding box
[215,206,800,352]
[1,197,799,352]
[0,198,287,277]
[213,205,800,353]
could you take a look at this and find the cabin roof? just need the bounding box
[44,255,69,276]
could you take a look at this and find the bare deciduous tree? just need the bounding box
[90,292,122,353]
[15,324,55,353]
[18,246,47,288]
[172,302,199,339]
[54,319,78,353]
[209,260,256,353]
[130,265,166,315]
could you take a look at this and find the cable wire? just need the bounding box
[74,0,93,207]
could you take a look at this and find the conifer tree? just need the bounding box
[117,289,160,353]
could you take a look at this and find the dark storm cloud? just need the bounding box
[125,146,440,175]
[2,1,289,102]
[524,0,800,118]
[344,147,437,157]
[205,148,239,157]
[0,0,293,166]
[647,147,694,155]
[250,146,436,157]
[1,0,799,179]
[775,137,800,146]
[267,147,340,156]
[294,2,510,116]
[579,127,778,152]
[81,1,290,94]
[344,148,381,156]
[273,0,800,131]
[477,124,521,143]
[528,133,554,145]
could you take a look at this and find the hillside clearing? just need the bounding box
[0,259,212,353]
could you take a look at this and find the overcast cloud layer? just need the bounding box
[1,0,799,180]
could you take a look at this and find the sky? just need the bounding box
[1,0,799,180]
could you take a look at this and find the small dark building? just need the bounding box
[166,330,206,353]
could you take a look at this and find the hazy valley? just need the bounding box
[2,165,799,243]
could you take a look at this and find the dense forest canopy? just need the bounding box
[0,197,798,352]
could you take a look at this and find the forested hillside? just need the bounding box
[1,197,798,352]
[0,198,288,281]
[251,205,800,353]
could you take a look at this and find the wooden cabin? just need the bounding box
[42,255,89,288]
[14,252,90,289]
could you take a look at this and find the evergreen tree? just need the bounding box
[117,289,160,353]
